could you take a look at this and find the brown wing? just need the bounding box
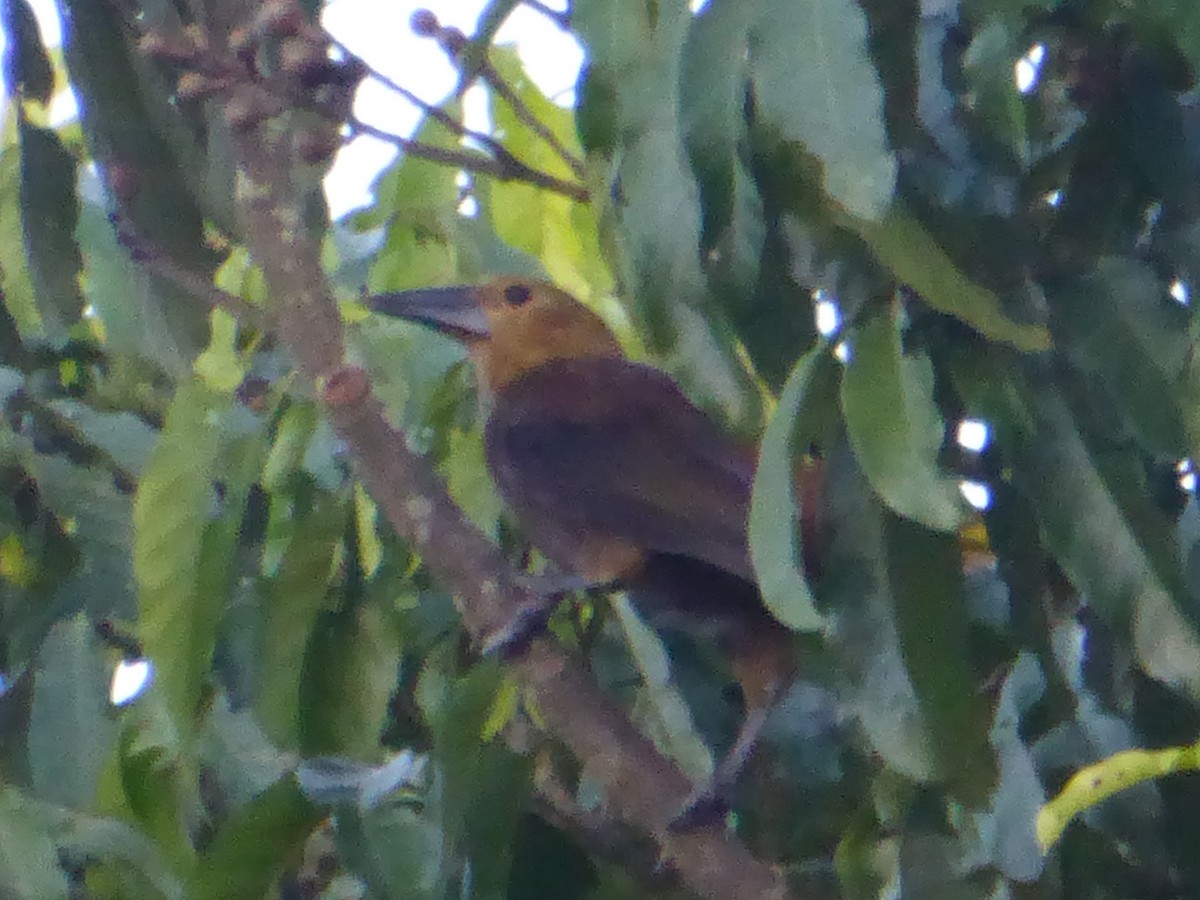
[485,357,755,582]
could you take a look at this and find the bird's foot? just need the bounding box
[667,786,730,832]
[478,571,597,658]
[667,702,775,832]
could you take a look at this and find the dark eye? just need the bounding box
[503,284,532,307]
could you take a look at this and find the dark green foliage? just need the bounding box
[5,0,1200,896]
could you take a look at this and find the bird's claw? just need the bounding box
[477,571,596,658]
[667,787,730,833]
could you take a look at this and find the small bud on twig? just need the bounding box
[410,9,440,36]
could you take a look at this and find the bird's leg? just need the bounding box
[479,569,625,657]
[669,625,796,831]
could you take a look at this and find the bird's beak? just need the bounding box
[366,285,491,340]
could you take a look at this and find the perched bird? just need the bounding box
[368,277,823,817]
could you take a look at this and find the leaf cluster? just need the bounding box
[3,0,1200,897]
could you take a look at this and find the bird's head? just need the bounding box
[368,277,624,390]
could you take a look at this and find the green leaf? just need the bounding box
[822,444,936,782]
[353,484,383,578]
[1017,384,1200,699]
[51,807,185,900]
[855,206,1052,352]
[418,659,531,888]
[749,345,838,631]
[1052,257,1200,456]
[61,0,233,239]
[885,515,995,805]
[18,117,83,343]
[680,0,752,247]
[255,495,343,748]
[439,425,502,535]
[262,402,318,492]
[193,309,247,395]
[485,47,604,300]
[48,397,158,477]
[0,789,69,899]
[2,0,55,104]
[1037,742,1200,852]
[842,304,964,532]
[29,614,117,809]
[611,594,714,782]
[961,18,1031,167]
[335,803,443,900]
[299,601,400,760]
[30,454,135,624]
[74,177,194,374]
[191,777,322,900]
[111,692,200,874]
[572,0,761,425]
[0,137,45,339]
[750,0,897,220]
[134,380,228,729]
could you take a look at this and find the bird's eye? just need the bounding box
[503,284,533,307]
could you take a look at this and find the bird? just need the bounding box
[367,276,824,821]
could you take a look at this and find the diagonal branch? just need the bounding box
[218,29,794,900]
[330,38,587,200]
[347,117,588,202]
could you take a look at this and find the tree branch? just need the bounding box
[211,16,793,900]
[347,117,589,202]
[330,38,587,200]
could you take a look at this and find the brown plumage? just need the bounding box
[368,277,822,816]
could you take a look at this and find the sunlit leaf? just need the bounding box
[133,380,227,729]
[1037,742,1200,852]
[193,309,246,395]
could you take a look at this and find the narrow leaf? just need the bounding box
[1037,743,1200,852]
[191,777,322,900]
[0,789,69,899]
[29,614,116,809]
[134,380,227,728]
[842,304,964,532]
[885,515,995,804]
[751,0,897,220]
[856,206,1051,352]
[2,0,54,104]
[19,117,83,343]
[749,345,838,630]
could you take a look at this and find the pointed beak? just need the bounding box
[366,285,490,340]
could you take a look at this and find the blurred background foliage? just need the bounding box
[4,0,1200,896]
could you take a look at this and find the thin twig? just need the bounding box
[348,117,589,202]
[334,38,587,197]
[330,40,496,150]
[111,214,264,328]
[522,0,571,30]
[226,79,794,900]
[474,57,586,180]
